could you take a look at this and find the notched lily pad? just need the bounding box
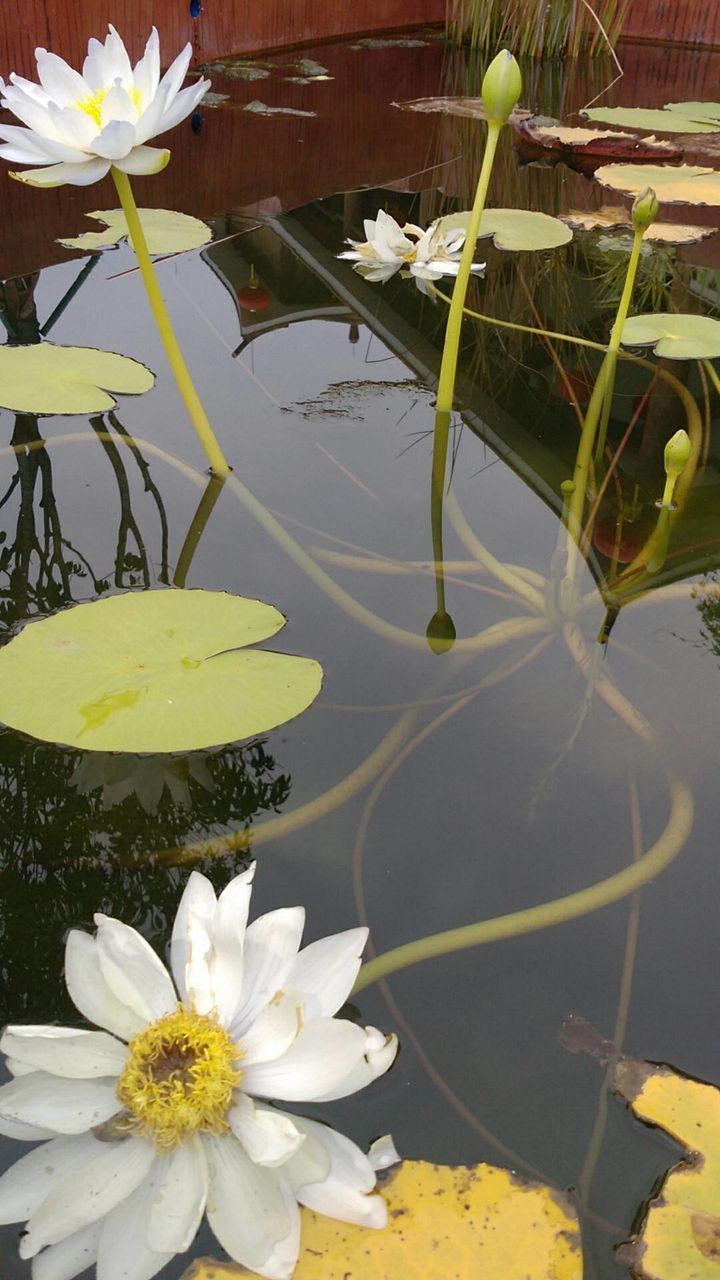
[561,207,715,242]
[0,589,323,752]
[182,1159,582,1278]
[437,208,571,251]
[0,342,154,414]
[584,106,720,133]
[621,312,720,359]
[58,209,212,255]
[595,163,720,205]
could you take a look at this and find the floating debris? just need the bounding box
[244,100,317,118]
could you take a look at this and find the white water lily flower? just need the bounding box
[0,865,398,1280]
[0,26,210,187]
[337,207,485,293]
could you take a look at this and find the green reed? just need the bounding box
[447,0,632,57]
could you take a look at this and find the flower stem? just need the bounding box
[111,167,230,477]
[435,120,502,416]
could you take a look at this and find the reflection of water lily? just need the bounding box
[70,750,215,813]
[338,208,485,294]
[0,26,210,187]
[0,865,398,1278]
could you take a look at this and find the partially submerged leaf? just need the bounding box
[181,1159,582,1279]
[615,1058,720,1279]
[534,124,635,144]
[561,208,715,242]
[437,208,572,251]
[584,106,720,133]
[0,342,153,414]
[621,312,720,359]
[393,95,531,122]
[0,589,323,753]
[595,164,720,205]
[244,100,316,117]
[665,100,720,122]
[58,208,212,255]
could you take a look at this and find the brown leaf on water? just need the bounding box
[393,95,531,122]
[561,207,716,243]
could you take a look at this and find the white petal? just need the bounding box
[240,988,304,1066]
[6,73,52,106]
[204,1134,299,1278]
[65,932,144,1043]
[46,102,97,148]
[0,143,57,164]
[241,1019,369,1103]
[155,79,210,135]
[112,145,169,175]
[368,1134,401,1171]
[21,1137,155,1258]
[287,928,367,1019]
[100,85,137,127]
[311,1028,398,1102]
[155,44,192,115]
[0,1115,57,1141]
[32,1222,101,1280]
[170,871,217,1001]
[183,912,214,1016]
[229,908,305,1039]
[35,50,89,107]
[146,1135,207,1253]
[96,1161,173,1280]
[91,120,136,160]
[287,1117,387,1229]
[1,1027,127,1079]
[206,867,255,1026]
[0,1133,100,1224]
[228,1096,305,1168]
[0,123,74,161]
[132,92,168,148]
[6,1059,38,1076]
[101,27,134,88]
[132,29,160,106]
[2,84,65,139]
[11,157,111,186]
[0,1073,121,1134]
[94,915,176,1023]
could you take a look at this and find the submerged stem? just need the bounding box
[111,167,230,478]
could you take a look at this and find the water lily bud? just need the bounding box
[482,50,522,125]
[631,187,659,234]
[664,428,691,479]
[426,610,457,654]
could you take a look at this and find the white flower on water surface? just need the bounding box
[337,207,485,294]
[0,26,210,187]
[0,865,398,1280]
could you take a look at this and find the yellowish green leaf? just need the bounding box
[664,100,720,122]
[181,1160,582,1279]
[0,342,154,414]
[621,312,720,359]
[615,1058,720,1279]
[58,208,212,255]
[0,589,323,753]
[437,208,572,251]
[594,164,720,206]
[535,124,635,144]
[584,106,720,133]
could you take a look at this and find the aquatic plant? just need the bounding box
[0,864,397,1279]
[337,208,485,294]
[0,28,228,475]
[447,0,632,57]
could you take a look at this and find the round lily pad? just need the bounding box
[583,106,720,134]
[58,208,212,255]
[0,342,154,414]
[594,164,720,206]
[435,208,571,251]
[0,590,323,752]
[621,312,720,359]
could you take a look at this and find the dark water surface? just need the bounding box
[3,32,720,1279]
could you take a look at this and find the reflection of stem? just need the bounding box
[109,411,170,585]
[430,410,450,618]
[111,167,229,478]
[174,474,226,588]
[89,416,150,589]
[578,773,642,1204]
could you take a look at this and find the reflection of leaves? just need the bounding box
[0,589,323,753]
[615,1057,720,1279]
[58,208,212,255]
[693,575,720,658]
[183,1160,582,1279]
[0,342,154,414]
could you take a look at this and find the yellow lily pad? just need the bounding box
[181,1159,582,1279]
[594,164,720,206]
[615,1058,720,1279]
[0,589,323,753]
[583,106,720,133]
[0,342,154,414]
[58,208,212,255]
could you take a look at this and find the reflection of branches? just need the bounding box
[109,410,170,584]
[90,414,151,589]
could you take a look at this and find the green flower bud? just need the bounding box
[426,610,456,655]
[664,428,691,480]
[481,50,522,125]
[631,187,659,234]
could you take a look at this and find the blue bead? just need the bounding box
[191,110,203,133]
[190,0,201,17]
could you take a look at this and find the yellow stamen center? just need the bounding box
[116,1005,243,1150]
[76,84,142,127]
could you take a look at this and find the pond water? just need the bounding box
[2,28,720,1280]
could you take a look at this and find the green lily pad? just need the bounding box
[583,106,720,133]
[665,100,720,122]
[58,209,212,255]
[436,208,572,251]
[0,589,323,752]
[0,342,154,414]
[595,164,720,206]
[621,312,720,359]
